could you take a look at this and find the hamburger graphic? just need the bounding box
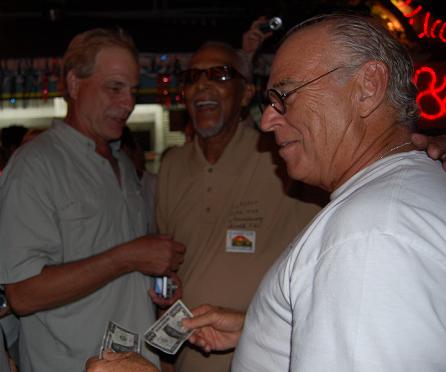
[232,235,252,247]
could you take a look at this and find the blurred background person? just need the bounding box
[120,125,157,233]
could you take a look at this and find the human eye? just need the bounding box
[106,81,125,94]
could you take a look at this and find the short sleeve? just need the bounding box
[0,158,62,283]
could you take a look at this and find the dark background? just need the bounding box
[1,0,443,58]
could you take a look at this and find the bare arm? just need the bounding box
[5,235,185,316]
[242,16,273,61]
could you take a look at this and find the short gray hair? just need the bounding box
[62,28,139,98]
[286,13,419,127]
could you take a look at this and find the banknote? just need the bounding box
[144,300,194,354]
[100,321,140,358]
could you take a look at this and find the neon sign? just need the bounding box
[394,0,446,42]
[414,66,446,122]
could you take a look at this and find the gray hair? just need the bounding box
[286,13,419,127]
[62,28,139,98]
[197,41,253,82]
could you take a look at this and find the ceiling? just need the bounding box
[0,0,368,58]
[0,0,445,58]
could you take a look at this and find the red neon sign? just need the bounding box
[398,0,446,42]
[414,66,446,122]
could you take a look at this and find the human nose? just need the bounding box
[195,70,212,86]
[260,104,282,133]
[121,90,136,112]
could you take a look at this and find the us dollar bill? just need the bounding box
[144,300,194,354]
[100,321,140,358]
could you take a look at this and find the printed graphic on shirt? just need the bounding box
[226,230,256,253]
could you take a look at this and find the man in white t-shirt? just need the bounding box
[182,13,446,372]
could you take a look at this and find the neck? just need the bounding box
[198,119,239,165]
[330,125,415,192]
[65,110,112,159]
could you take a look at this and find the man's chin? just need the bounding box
[193,123,225,139]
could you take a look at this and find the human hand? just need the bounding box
[8,354,17,372]
[411,133,446,170]
[148,272,183,308]
[85,351,159,372]
[121,235,186,276]
[242,16,273,60]
[182,304,245,352]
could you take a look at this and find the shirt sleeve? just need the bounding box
[290,233,446,372]
[0,157,62,283]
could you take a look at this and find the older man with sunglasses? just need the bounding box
[155,41,322,372]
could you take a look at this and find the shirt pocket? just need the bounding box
[57,190,107,259]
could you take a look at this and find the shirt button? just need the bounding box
[207,187,212,192]
[206,207,210,212]
[208,168,213,173]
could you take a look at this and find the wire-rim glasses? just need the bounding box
[267,66,344,115]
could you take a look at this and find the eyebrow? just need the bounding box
[271,77,301,91]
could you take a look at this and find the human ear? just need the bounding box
[241,82,256,107]
[355,61,388,118]
[66,70,80,100]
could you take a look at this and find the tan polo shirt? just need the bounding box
[156,123,321,372]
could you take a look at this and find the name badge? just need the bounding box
[226,230,256,253]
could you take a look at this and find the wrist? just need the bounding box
[108,243,133,275]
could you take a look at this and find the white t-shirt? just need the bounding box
[233,151,446,372]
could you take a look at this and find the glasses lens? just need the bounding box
[267,89,285,114]
[180,66,242,84]
[208,66,233,81]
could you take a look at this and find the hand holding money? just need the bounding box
[99,321,140,358]
[182,304,246,353]
[86,351,159,372]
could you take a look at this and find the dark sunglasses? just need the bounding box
[179,65,246,85]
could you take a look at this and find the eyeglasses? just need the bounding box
[179,65,246,85]
[267,66,343,115]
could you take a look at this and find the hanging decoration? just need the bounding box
[0,53,192,106]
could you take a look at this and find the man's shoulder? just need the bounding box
[327,153,446,236]
[1,128,67,183]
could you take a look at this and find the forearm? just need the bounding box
[5,243,130,316]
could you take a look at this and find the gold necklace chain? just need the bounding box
[378,141,412,160]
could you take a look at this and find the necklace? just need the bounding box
[378,141,412,160]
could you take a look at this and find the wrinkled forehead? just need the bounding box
[270,25,335,82]
[189,45,240,70]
